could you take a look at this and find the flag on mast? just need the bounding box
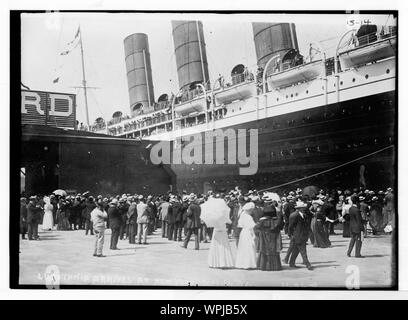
[67,26,81,46]
[59,26,81,56]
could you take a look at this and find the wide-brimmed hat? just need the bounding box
[312,199,324,206]
[110,199,118,205]
[250,195,260,202]
[242,202,255,211]
[359,196,365,201]
[295,201,307,209]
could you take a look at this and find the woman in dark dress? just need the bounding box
[369,196,384,235]
[340,197,351,238]
[312,200,332,248]
[254,200,284,271]
[56,198,70,230]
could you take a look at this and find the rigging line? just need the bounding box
[257,145,394,193]
[53,15,65,80]
[89,89,106,121]
[75,87,86,124]
[384,14,391,28]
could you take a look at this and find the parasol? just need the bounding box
[262,192,281,202]
[302,186,320,198]
[52,189,67,197]
[200,197,231,228]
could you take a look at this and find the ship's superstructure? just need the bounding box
[93,19,396,193]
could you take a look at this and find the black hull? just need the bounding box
[168,90,396,193]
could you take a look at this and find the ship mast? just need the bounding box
[79,26,90,127]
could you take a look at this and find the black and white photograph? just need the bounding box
[10,8,399,290]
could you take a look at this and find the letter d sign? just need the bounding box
[49,93,73,117]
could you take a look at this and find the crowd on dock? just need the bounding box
[20,186,395,271]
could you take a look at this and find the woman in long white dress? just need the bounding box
[42,196,54,230]
[201,197,235,268]
[235,202,257,269]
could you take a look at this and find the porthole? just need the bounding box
[295,93,298,96]
[306,90,309,94]
[365,74,369,79]
[286,95,288,99]
[340,81,343,85]
[352,78,356,82]
[290,94,293,98]
[386,69,390,74]
[276,98,279,102]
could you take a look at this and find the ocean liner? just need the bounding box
[93,19,396,194]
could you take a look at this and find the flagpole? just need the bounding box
[79,26,90,127]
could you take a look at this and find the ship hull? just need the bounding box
[167,90,395,193]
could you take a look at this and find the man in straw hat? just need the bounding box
[127,196,138,244]
[108,199,121,250]
[27,196,42,240]
[137,195,151,245]
[91,199,108,257]
[347,195,365,258]
[287,201,313,270]
[183,193,201,250]
[20,197,28,240]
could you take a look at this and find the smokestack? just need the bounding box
[252,22,299,70]
[124,33,155,116]
[172,20,210,91]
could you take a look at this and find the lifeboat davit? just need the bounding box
[339,36,396,70]
[267,59,324,89]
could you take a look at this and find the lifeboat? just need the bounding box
[213,64,257,104]
[267,59,324,89]
[339,36,396,70]
[213,80,256,105]
[174,94,206,115]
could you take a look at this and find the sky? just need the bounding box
[21,12,395,125]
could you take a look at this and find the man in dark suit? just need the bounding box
[108,199,121,250]
[359,196,369,237]
[172,198,184,241]
[183,194,201,250]
[118,197,129,240]
[167,198,176,240]
[288,201,313,270]
[84,196,96,235]
[347,195,365,258]
[127,197,138,244]
[283,195,296,235]
[27,196,42,240]
[20,197,28,240]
